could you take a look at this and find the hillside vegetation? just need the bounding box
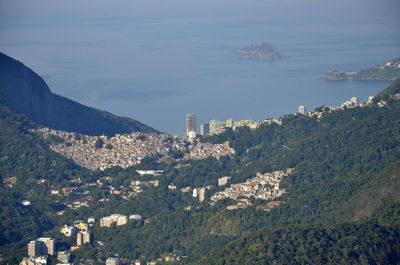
[0,81,400,264]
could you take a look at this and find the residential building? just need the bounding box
[186,113,196,137]
[200,123,209,136]
[218,176,232,186]
[20,256,48,265]
[60,225,77,237]
[77,231,91,246]
[106,258,119,265]
[74,222,88,231]
[28,238,55,257]
[100,216,113,228]
[129,214,142,220]
[226,119,235,128]
[100,214,128,227]
[298,105,306,115]
[57,251,70,263]
[209,120,226,134]
[198,188,205,203]
[28,241,40,257]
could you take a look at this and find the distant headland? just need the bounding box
[237,42,283,61]
[324,58,400,81]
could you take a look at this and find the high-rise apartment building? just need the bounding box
[77,231,91,246]
[200,124,210,136]
[186,113,196,137]
[28,241,40,257]
[198,188,205,203]
[226,119,235,128]
[28,238,55,257]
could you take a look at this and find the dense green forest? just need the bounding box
[1,80,400,264]
[196,223,400,265]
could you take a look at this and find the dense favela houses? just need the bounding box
[34,128,235,171]
[211,169,292,207]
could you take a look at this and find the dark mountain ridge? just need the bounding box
[0,52,158,136]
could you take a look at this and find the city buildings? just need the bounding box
[28,238,55,257]
[341,97,358,108]
[60,225,77,237]
[218,176,232,186]
[209,120,226,135]
[298,105,306,115]
[57,251,70,263]
[186,113,196,137]
[100,214,128,227]
[106,258,119,265]
[211,170,291,205]
[226,119,235,128]
[198,188,205,203]
[76,231,91,246]
[200,123,209,136]
[20,256,48,265]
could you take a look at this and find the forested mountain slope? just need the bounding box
[195,80,400,264]
[0,81,399,264]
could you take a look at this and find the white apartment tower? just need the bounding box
[186,113,196,137]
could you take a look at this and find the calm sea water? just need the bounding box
[1,0,399,135]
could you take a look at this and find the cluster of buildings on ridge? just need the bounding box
[186,113,282,138]
[34,129,234,171]
[187,95,376,139]
[298,96,376,116]
[211,169,291,210]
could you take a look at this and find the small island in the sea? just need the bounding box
[237,42,282,61]
[324,58,400,80]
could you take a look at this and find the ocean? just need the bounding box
[1,0,399,135]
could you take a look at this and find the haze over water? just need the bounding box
[1,0,399,135]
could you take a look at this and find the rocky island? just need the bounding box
[324,58,400,80]
[237,42,282,61]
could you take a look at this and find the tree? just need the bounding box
[105,143,113,150]
[95,138,104,149]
